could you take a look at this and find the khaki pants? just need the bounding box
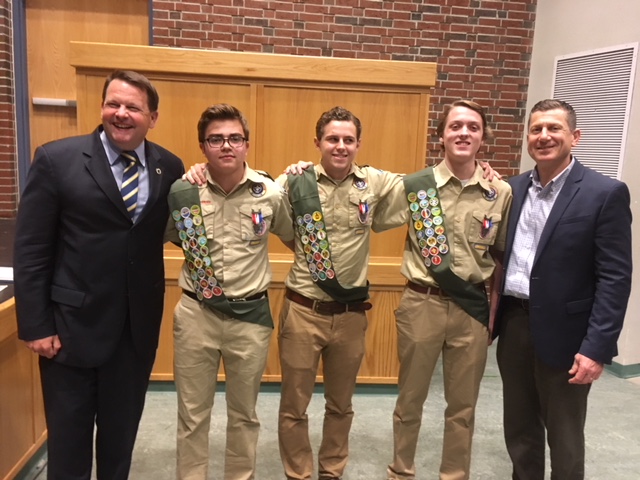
[388,287,488,480]
[278,298,368,480]
[174,294,272,480]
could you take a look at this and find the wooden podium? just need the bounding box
[70,42,437,383]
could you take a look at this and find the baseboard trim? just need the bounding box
[606,361,640,378]
[148,381,399,395]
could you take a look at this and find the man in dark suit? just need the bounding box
[14,70,184,479]
[493,99,632,480]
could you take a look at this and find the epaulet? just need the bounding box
[358,164,385,173]
[255,169,274,181]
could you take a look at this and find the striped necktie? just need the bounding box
[120,151,139,219]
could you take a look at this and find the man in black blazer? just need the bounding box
[493,99,632,480]
[14,70,184,479]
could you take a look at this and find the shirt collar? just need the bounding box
[530,156,575,192]
[314,162,364,182]
[434,160,487,189]
[204,162,253,190]
[100,128,146,167]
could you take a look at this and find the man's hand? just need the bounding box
[479,161,502,182]
[182,163,207,186]
[25,335,61,359]
[284,161,314,175]
[568,353,604,384]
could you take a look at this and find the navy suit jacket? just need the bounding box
[14,127,184,367]
[494,159,632,369]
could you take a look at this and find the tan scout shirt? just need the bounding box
[376,161,512,287]
[277,163,404,301]
[167,165,294,299]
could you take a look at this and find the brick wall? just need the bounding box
[152,0,537,176]
[0,0,16,217]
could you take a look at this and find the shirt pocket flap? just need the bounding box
[239,204,273,219]
[471,211,502,223]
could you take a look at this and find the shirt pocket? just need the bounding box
[468,211,502,247]
[240,204,274,242]
[201,201,216,240]
[348,192,375,228]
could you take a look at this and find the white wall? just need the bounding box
[524,0,640,367]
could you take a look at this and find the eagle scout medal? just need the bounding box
[358,200,370,224]
[405,188,450,269]
[252,209,267,236]
[480,215,493,238]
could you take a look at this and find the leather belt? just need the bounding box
[407,280,446,296]
[285,287,372,315]
[182,289,267,303]
[406,280,486,297]
[502,295,530,312]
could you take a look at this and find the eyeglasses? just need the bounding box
[204,134,246,149]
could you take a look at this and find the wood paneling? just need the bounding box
[70,42,436,384]
[0,300,46,480]
[69,42,436,88]
[26,0,148,154]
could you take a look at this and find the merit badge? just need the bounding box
[358,200,370,224]
[480,215,493,238]
[250,182,266,197]
[407,185,449,269]
[483,186,498,202]
[354,178,367,190]
[252,209,267,236]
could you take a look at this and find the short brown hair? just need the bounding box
[197,104,250,143]
[436,100,493,144]
[529,99,577,130]
[102,70,159,113]
[315,106,362,140]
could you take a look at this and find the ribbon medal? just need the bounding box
[358,200,370,224]
[252,209,267,236]
[480,215,493,239]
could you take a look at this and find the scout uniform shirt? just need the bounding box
[166,165,294,301]
[378,161,512,287]
[278,162,404,302]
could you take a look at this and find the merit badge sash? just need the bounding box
[403,168,489,326]
[167,180,272,327]
[287,167,369,303]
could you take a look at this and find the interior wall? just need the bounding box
[151,0,538,177]
[524,0,640,367]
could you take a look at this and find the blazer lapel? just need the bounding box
[137,141,163,223]
[533,161,585,265]
[83,129,132,221]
